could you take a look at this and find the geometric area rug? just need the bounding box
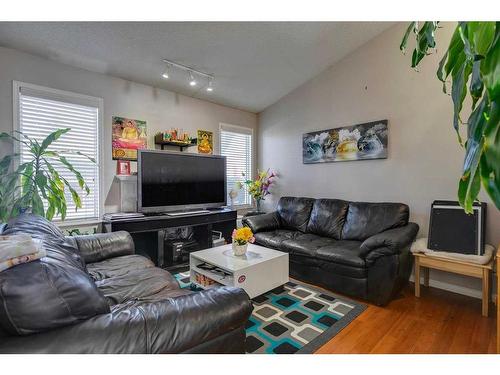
[174,272,366,354]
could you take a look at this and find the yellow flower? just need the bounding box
[232,227,255,244]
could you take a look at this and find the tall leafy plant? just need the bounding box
[0,128,94,221]
[400,22,499,213]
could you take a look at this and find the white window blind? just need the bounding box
[16,83,101,222]
[220,123,253,206]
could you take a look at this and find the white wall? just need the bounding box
[0,46,258,213]
[258,22,499,298]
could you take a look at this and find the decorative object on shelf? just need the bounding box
[154,130,196,151]
[303,120,388,164]
[231,227,255,256]
[228,182,241,207]
[116,160,131,175]
[112,116,147,161]
[0,128,94,221]
[240,169,277,213]
[400,22,499,213]
[197,129,213,154]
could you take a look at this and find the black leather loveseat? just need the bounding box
[243,197,419,305]
[0,214,253,353]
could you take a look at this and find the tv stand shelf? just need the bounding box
[102,208,237,268]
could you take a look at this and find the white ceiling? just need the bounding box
[0,22,394,113]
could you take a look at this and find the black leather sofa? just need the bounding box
[0,214,253,353]
[243,197,419,305]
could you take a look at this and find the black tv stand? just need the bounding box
[102,208,237,268]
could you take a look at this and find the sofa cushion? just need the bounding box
[277,196,315,232]
[281,233,336,257]
[95,267,189,305]
[315,240,365,268]
[283,235,365,269]
[87,254,155,281]
[342,202,409,241]
[254,229,298,250]
[306,199,349,239]
[0,214,110,336]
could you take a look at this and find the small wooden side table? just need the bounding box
[413,253,493,317]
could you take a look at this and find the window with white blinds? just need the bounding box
[15,82,101,222]
[220,123,253,206]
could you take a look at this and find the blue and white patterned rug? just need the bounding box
[174,272,366,354]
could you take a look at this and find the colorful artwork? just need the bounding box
[112,117,147,160]
[197,130,213,154]
[303,120,388,164]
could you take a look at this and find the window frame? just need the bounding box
[219,122,255,210]
[12,81,104,227]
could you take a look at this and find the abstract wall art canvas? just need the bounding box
[303,120,388,164]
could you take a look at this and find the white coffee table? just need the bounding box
[189,243,289,298]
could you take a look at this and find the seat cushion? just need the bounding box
[277,196,315,232]
[96,267,190,305]
[306,199,349,239]
[0,214,110,336]
[281,233,336,257]
[315,240,365,268]
[342,202,410,241]
[87,254,155,281]
[253,229,298,250]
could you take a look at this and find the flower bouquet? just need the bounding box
[239,169,277,212]
[231,227,255,256]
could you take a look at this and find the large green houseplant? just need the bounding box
[0,128,94,221]
[400,21,499,213]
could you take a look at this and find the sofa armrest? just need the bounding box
[0,287,252,354]
[139,287,253,353]
[360,223,419,257]
[72,231,135,264]
[242,212,280,233]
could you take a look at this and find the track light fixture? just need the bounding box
[206,78,214,92]
[161,59,214,91]
[188,71,197,86]
[162,64,170,79]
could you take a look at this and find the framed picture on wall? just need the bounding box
[112,116,147,160]
[197,129,213,154]
[302,119,388,164]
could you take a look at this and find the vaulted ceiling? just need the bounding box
[0,22,394,112]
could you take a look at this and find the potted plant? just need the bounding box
[240,169,277,213]
[0,128,94,222]
[400,22,499,213]
[231,227,255,256]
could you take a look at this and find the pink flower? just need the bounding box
[249,237,255,243]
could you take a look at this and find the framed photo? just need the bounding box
[303,120,388,164]
[197,129,213,154]
[112,116,147,160]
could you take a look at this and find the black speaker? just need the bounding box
[428,200,486,255]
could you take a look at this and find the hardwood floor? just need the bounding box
[316,284,497,354]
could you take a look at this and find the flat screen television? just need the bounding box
[138,150,226,213]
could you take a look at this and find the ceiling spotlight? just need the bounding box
[162,64,170,79]
[206,78,214,92]
[189,71,197,86]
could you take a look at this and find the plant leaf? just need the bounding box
[40,128,70,153]
[479,100,500,209]
[451,61,472,142]
[400,22,416,53]
[467,21,496,57]
[481,24,500,101]
[469,60,484,109]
